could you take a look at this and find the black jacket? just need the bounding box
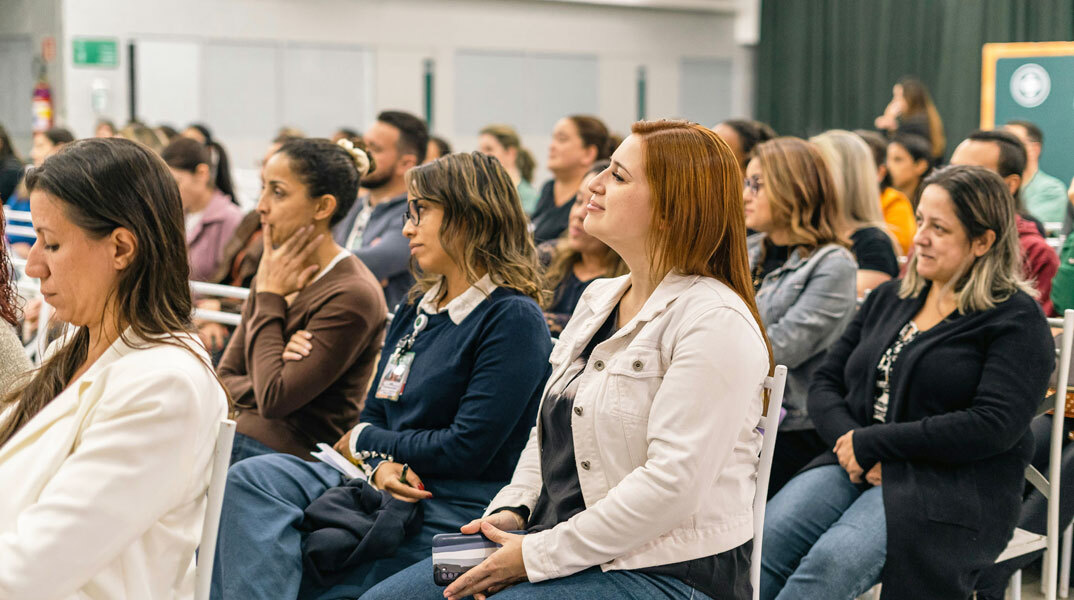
[301,478,423,587]
[807,280,1054,599]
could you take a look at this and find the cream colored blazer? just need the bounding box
[0,331,227,599]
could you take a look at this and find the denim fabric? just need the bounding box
[228,431,278,465]
[760,465,885,600]
[361,558,712,600]
[209,453,503,600]
[747,235,857,431]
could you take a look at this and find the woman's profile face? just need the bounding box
[401,196,452,276]
[582,134,650,253]
[24,190,124,328]
[477,134,515,171]
[257,152,319,247]
[567,172,606,254]
[743,158,774,233]
[886,142,921,189]
[912,185,976,284]
[30,134,56,168]
[547,118,591,173]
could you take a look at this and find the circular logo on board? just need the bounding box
[1010,63,1051,108]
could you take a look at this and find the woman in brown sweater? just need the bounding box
[218,138,387,463]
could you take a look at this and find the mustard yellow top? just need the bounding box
[881,187,916,256]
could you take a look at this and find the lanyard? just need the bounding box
[392,312,429,358]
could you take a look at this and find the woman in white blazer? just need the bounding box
[0,138,228,600]
[363,120,774,600]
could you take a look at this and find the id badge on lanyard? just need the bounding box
[375,312,428,401]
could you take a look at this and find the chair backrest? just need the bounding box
[751,365,788,600]
[1043,310,1074,599]
[194,419,237,600]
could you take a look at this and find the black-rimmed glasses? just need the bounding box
[403,198,434,226]
[743,177,764,195]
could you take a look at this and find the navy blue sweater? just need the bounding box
[354,287,552,482]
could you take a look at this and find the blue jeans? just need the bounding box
[361,558,711,600]
[759,464,886,600]
[229,431,278,464]
[209,453,504,600]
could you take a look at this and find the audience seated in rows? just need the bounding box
[762,165,1054,599]
[0,138,228,598]
[855,129,917,256]
[217,138,387,463]
[333,110,428,310]
[364,119,771,600]
[162,137,243,283]
[745,137,858,496]
[478,124,540,215]
[812,130,901,297]
[949,129,1058,315]
[531,115,613,244]
[5,127,75,258]
[210,152,553,599]
[538,160,628,336]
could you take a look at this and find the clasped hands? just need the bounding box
[834,430,882,486]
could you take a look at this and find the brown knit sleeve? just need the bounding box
[243,283,382,419]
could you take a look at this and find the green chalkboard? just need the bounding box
[986,47,1074,188]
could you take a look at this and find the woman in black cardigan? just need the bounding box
[760,165,1054,600]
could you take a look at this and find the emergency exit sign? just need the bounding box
[72,39,118,67]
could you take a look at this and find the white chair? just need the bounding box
[751,364,788,600]
[1001,309,1074,600]
[194,419,237,600]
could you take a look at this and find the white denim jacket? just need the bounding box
[485,272,769,582]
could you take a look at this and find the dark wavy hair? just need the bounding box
[275,138,374,226]
[0,138,225,447]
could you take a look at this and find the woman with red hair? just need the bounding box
[364,120,774,600]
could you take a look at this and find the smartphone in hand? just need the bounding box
[431,531,525,586]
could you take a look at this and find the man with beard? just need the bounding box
[334,110,429,309]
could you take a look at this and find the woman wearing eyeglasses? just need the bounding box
[743,137,858,497]
[211,152,553,600]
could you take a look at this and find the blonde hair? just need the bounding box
[406,152,542,304]
[811,130,900,254]
[752,137,848,253]
[899,165,1033,312]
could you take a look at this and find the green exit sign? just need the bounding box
[73,38,118,67]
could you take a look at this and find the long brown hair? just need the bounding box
[0,138,227,447]
[752,137,848,254]
[541,160,628,309]
[406,152,542,304]
[631,120,775,390]
[899,76,946,158]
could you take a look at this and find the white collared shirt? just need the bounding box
[416,274,498,325]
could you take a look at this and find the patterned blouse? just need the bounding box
[873,321,921,423]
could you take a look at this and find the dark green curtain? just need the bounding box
[756,0,1074,158]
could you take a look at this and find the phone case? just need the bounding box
[430,531,524,586]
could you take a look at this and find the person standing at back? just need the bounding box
[531,115,612,244]
[333,110,429,310]
[1005,120,1069,225]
